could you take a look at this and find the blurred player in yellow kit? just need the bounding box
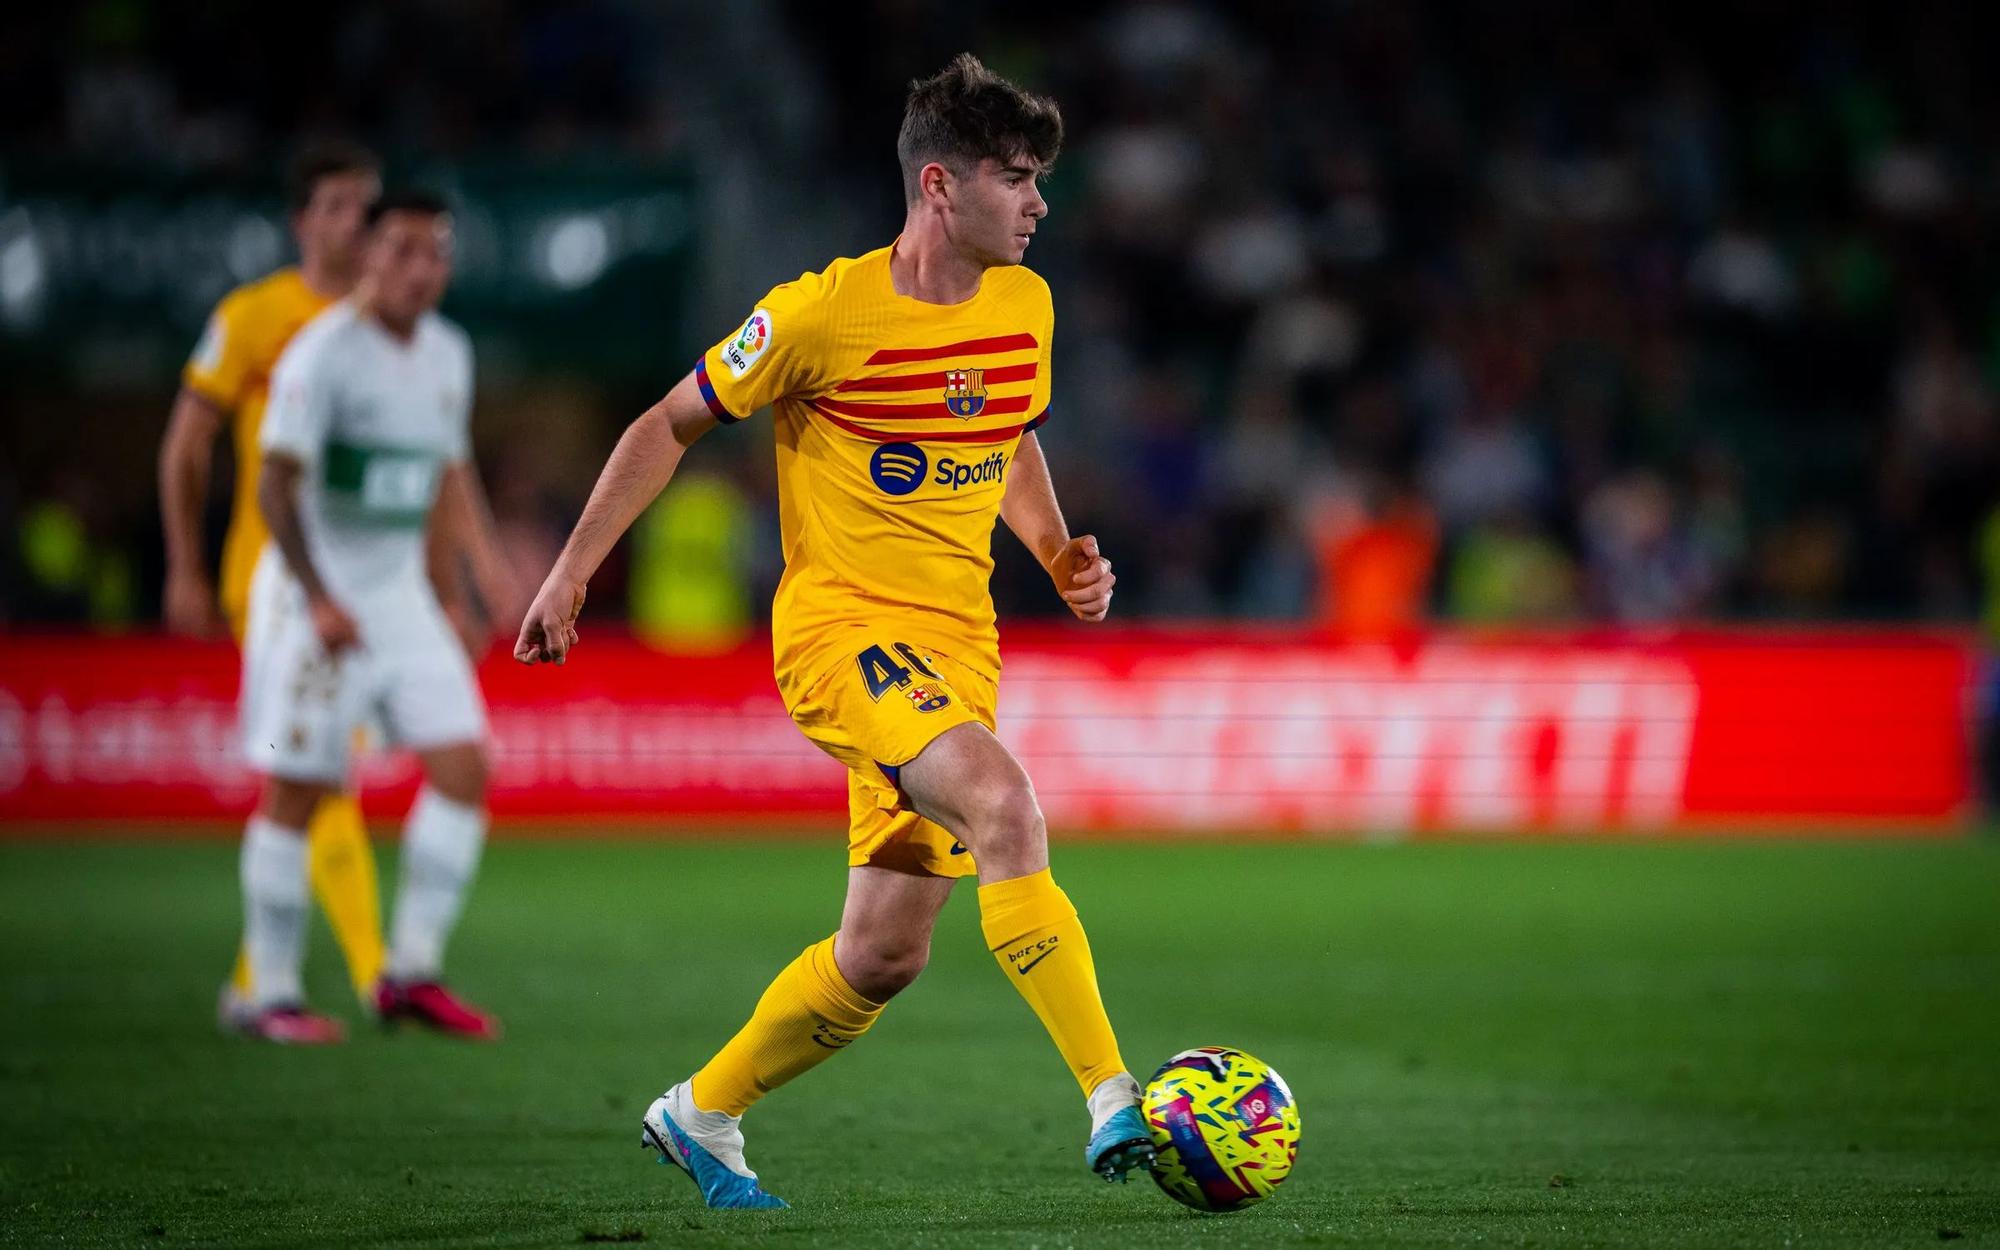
[516,55,1151,1207]
[156,143,386,1033]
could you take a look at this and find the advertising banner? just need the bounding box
[0,629,1974,834]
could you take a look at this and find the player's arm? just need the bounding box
[257,453,358,653]
[426,474,487,657]
[258,333,358,653]
[157,387,230,636]
[1001,430,1115,622]
[432,460,520,647]
[514,371,718,664]
[426,503,480,654]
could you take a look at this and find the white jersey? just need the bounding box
[243,302,486,780]
[260,301,473,614]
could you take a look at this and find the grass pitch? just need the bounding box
[2,835,1997,1248]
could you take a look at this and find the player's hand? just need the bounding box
[307,594,361,655]
[164,565,225,638]
[515,575,586,665]
[1049,534,1115,622]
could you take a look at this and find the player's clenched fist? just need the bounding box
[308,594,361,654]
[163,566,226,639]
[515,576,586,665]
[1050,534,1115,622]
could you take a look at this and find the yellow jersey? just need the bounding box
[698,243,1054,704]
[182,267,337,633]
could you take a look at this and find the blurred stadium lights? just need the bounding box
[536,212,613,291]
[0,165,697,385]
[0,208,45,331]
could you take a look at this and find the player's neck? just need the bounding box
[889,224,985,306]
[353,287,420,343]
[297,255,358,301]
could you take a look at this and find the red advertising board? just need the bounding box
[0,628,1975,834]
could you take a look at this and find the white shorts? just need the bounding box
[240,554,486,784]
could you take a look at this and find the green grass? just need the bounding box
[3,837,1998,1248]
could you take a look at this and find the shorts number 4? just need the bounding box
[856,643,953,713]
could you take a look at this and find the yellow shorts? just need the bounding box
[787,635,995,879]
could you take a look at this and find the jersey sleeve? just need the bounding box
[443,329,475,462]
[694,276,833,423]
[182,290,258,411]
[259,331,337,465]
[1025,288,1054,433]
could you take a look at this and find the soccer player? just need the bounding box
[234,190,510,1042]
[159,142,391,1031]
[516,55,1150,1207]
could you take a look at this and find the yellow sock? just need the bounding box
[979,868,1127,1096]
[228,944,254,998]
[690,936,883,1117]
[306,793,385,1000]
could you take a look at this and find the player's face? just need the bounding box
[953,155,1047,267]
[295,170,381,273]
[364,211,454,323]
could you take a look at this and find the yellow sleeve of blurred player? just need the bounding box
[694,272,836,422]
[182,287,261,412]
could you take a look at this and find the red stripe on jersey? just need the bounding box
[815,393,1033,421]
[807,400,1037,444]
[832,361,1040,393]
[863,333,1038,365]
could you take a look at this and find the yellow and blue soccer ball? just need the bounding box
[1141,1046,1301,1212]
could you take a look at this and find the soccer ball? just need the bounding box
[1141,1046,1301,1212]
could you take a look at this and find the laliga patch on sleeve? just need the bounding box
[722,308,773,379]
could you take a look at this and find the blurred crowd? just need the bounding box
[7,0,2000,640]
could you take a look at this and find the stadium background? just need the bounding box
[4,0,1998,831]
[3,4,1999,1246]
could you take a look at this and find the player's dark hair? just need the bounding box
[897,53,1063,205]
[284,140,380,214]
[364,187,452,230]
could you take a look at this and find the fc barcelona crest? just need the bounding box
[943,367,987,419]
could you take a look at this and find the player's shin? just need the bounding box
[689,935,883,1117]
[240,817,312,1008]
[386,786,486,980]
[977,868,1129,1097]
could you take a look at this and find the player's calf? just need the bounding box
[830,933,928,1003]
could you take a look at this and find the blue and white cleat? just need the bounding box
[640,1082,789,1210]
[1086,1092,1158,1184]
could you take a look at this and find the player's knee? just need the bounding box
[457,750,490,798]
[259,777,330,829]
[840,933,930,1001]
[964,781,1046,860]
[422,744,489,806]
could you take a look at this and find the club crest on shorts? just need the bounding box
[943,367,987,419]
[905,681,952,713]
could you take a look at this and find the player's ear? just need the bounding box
[922,161,952,205]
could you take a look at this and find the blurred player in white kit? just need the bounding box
[235,189,513,1043]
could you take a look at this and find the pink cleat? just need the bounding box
[374,978,501,1041]
[242,1005,348,1045]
